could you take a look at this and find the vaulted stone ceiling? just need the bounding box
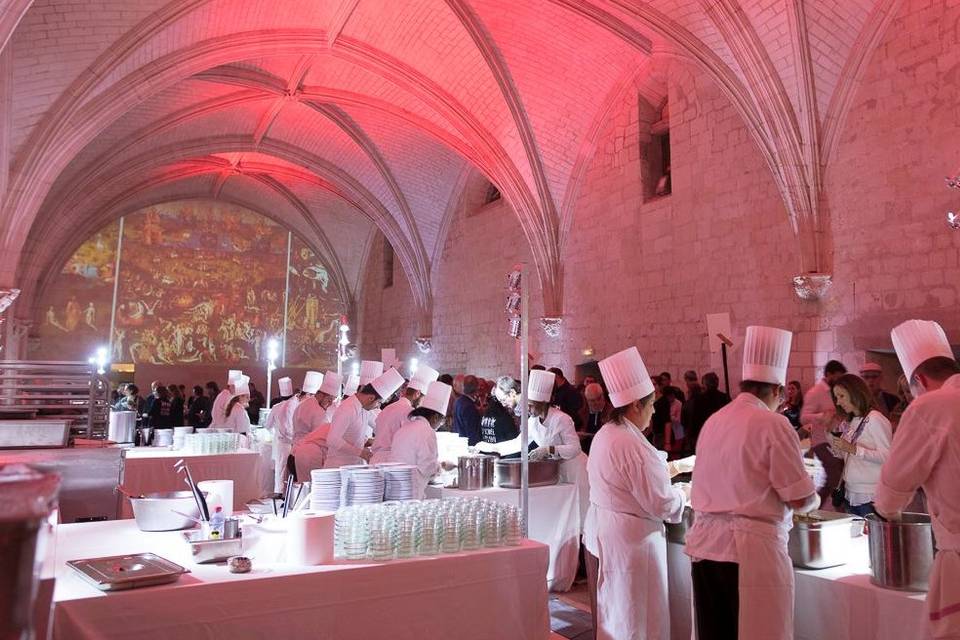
[0,0,904,336]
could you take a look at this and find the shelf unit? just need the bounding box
[0,361,111,440]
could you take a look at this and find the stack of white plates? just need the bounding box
[310,468,343,511]
[382,465,416,501]
[344,468,385,506]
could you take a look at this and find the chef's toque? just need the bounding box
[371,368,404,399]
[891,319,954,379]
[232,375,250,397]
[227,369,243,385]
[359,360,384,386]
[420,381,453,415]
[344,374,360,396]
[302,371,323,395]
[528,369,556,403]
[408,364,440,394]
[278,377,293,397]
[599,347,655,408]
[742,325,792,386]
[319,371,342,397]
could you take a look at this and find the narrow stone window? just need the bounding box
[383,240,394,289]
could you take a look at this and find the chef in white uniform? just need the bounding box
[479,369,589,524]
[358,360,384,438]
[221,375,252,434]
[876,320,960,640]
[686,326,819,640]
[583,346,688,640]
[210,369,242,427]
[324,367,403,468]
[390,380,454,498]
[290,372,343,480]
[266,375,299,492]
[370,364,439,465]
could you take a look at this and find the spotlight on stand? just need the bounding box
[409,358,419,376]
[948,212,960,230]
[265,337,280,408]
[88,346,109,375]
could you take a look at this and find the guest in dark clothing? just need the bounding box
[578,383,611,454]
[777,380,805,432]
[187,385,211,428]
[688,372,731,450]
[247,382,266,423]
[549,367,584,428]
[143,380,162,418]
[146,386,173,428]
[480,376,520,444]
[454,375,483,445]
[658,371,686,403]
[167,384,185,426]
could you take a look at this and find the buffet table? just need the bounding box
[666,535,931,640]
[49,519,551,640]
[425,483,580,592]
[120,449,263,516]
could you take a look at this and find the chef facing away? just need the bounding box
[686,325,819,640]
[876,319,960,639]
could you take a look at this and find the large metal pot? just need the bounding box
[457,455,495,491]
[495,459,560,489]
[108,411,137,443]
[866,512,936,591]
[129,491,203,532]
[788,510,859,569]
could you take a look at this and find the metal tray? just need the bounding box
[66,553,189,591]
[182,530,243,564]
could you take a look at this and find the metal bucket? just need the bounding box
[457,455,495,491]
[108,411,137,443]
[866,512,936,591]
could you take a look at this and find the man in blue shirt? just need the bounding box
[453,375,482,445]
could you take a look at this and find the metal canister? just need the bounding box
[108,411,137,443]
[866,512,936,591]
[457,455,495,491]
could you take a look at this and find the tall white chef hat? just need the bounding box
[528,369,556,403]
[408,364,440,394]
[420,380,453,416]
[372,367,404,399]
[599,347,654,408]
[278,377,293,397]
[227,369,243,385]
[344,374,360,396]
[742,325,792,386]
[233,375,250,397]
[359,360,384,386]
[319,371,342,397]
[302,371,323,395]
[891,319,954,379]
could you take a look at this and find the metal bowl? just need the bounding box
[495,459,560,488]
[129,491,203,532]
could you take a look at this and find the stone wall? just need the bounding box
[360,4,960,389]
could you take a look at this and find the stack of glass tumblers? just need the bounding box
[333,497,522,561]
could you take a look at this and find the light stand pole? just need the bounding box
[338,318,350,379]
[519,263,530,538]
[266,338,279,409]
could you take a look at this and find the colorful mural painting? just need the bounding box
[31,200,344,369]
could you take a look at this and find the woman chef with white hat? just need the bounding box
[583,346,689,640]
[211,369,243,427]
[877,320,960,640]
[686,326,819,640]
[390,380,456,499]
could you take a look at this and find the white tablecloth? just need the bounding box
[666,536,930,640]
[120,449,263,516]
[425,483,581,592]
[49,520,550,640]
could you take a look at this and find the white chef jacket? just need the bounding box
[221,402,251,434]
[292,423,331,482]
[583,418,685,640]
[389,416,440,500]
[800,379,835,447]
[210,388,233,427]
[370,397,413,466]
[687,392,815,640]
[479,406,581,458]
[267,395,301,492]
[877,374,960,639]
[323,395,367,468]
[291,397,329,446]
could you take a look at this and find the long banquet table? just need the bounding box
[120,448,263,516]
[666,534,931,640]
[424,482,581,592]
[50,519,551,640]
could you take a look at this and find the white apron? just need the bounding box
[583,505,669,640]
[928,528,960,639]
[560,452,590,527]
[692,512,793,640]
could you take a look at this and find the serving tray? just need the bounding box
[66,553,189,591]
